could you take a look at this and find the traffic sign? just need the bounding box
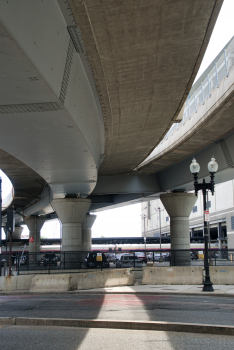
[204,210,209,222]
[96,253,102,261]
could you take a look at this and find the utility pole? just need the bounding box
[155,207,164,259]
[140,212,147,252]
[0,178,2,277]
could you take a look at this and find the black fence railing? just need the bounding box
[0,249,233,275]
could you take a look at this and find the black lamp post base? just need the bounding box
[203,276,214,292]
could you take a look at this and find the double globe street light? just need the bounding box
[190,157,218,292]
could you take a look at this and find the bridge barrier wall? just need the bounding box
[77,268,134,290]
[0,275,33,292]
[142,266,203,285]
[0,268,134,292]
[30,274,78,292]
[209,266,234,284]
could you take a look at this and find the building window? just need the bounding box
[166,216,169,222]
[208,201,211,208]
[231,216,234,230]
[193,206,197,213]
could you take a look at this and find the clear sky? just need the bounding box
[195,0,234,80]
[1,0,234,239]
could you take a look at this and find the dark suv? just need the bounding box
[190,251,198,260]
[86,252,110,268]
[40,253,60,266]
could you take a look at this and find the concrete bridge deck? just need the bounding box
[0,0,223,215]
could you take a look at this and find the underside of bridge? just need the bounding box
[70,0,223,175]
[0,0,223,216]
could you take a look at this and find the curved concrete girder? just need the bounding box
[0,1,104,199]
[156,129,234,193]
[70,0,223,175]
[0,149,45,214]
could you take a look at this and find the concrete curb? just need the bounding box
[1,290,234,297]
[0,317,234,335]
[75,291,234,297]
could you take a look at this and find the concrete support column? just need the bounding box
[82,214,97,252]
[190,228,194,238]
[52,198,91,267]
[24,216,46,260]
[12,226,23,240]
[217,222,223,258]
[4,226,23,243]
[160,192,197,266]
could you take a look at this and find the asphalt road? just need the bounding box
[0,325,233,350]
[0,294,234,326]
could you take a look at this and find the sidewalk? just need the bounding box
[1,284,234,296]
[77,284,234,296]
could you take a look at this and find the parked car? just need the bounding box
[86,252,110,268]
[1,259,7,267]
[153,253,162,262]
[190,251,198,260]
[106,253,118,263]
[115,253,129,262]
[116,255,142,268]
[134,252,147,263]
[162,253,171,261]
[14,255,28,265]
[147,252,153,261]
[40,253,60,266]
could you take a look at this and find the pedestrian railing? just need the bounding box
[0,249,233,275]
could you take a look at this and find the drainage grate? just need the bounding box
[59,39,74,105]
[0,102,63,114]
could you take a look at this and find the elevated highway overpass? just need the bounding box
[138,36,234,193]
[0,0,228,258]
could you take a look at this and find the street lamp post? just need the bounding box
[0,178,2,277]
[190,157,218,292]
[154,207,164,258]
[140,214,147,251]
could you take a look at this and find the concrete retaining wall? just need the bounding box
[142,266,203,285]
[77,268,134,290]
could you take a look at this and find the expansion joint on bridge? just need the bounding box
[219,139,234,168]
[59,39,74,105]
